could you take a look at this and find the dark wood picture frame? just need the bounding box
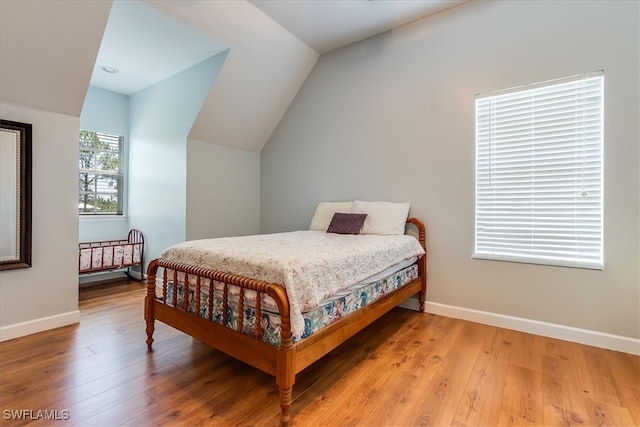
[0,119,32,270]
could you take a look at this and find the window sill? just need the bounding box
[79,215,127,223]
[472,253,604,271]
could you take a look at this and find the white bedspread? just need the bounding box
[161,230,425,339]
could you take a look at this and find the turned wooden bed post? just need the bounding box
[407,217,427,312]
[271,286,295,426]
[145,259,159,350]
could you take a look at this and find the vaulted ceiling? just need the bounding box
[0,0,466,152]
[0,0,112,117]
[249,0,466,54]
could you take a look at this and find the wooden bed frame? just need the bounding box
[144,218,426,425]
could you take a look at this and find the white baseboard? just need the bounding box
[398,299,639,356]
[79,271,127,285]
[0,310,81,342]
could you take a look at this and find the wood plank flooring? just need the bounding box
[0,280,638,426]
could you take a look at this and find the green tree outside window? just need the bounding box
[78,130,124,215]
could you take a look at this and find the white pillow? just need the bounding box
[309,201,354,231]
[351,200,410,235]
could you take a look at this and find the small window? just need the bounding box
[78,130,124,215]
[474,72,604,269]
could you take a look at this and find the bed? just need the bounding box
[79,229,144,280]
[144,201,427,425]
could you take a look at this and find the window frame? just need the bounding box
[473,71,604,270]
[78,130,125,216]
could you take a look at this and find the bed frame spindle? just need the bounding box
[171,270,178,308]
[208,280,214,321]
[182,273,190,311]
[161,269,168,303]
[238,288,245,332]
[195,276,202,316]
[222,283,229,326]
[255,295,263,340]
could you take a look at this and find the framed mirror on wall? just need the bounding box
[1,119,32,270]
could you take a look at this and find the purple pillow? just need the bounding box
[327,213,367,235]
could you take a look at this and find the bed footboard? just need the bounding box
[144,259,296,425]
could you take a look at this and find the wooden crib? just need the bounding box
[79,229,144,280]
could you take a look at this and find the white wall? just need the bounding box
[186,139,260,240]
[79,86,130,243]
[0,103,80,340]
[261,1,640,342]
[128,53,228,266]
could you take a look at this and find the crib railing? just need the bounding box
[79,229,144,279]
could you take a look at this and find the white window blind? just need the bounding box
[474,72,604,269]
[78,130,124,215]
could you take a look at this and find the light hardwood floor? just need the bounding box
[0,280,638,426]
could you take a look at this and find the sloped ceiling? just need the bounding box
[249,0,468,54]
[0,0,112,116]
[145,0,318,152]
[0,0,466,153]
[0,0,317,153]
[91,0,229,96]
[150,0,467,151]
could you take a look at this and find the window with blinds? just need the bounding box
[474,72,604,269]
[78,130,124,215]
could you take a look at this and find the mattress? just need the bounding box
[165,261,419,347]
[161,230,425,340]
